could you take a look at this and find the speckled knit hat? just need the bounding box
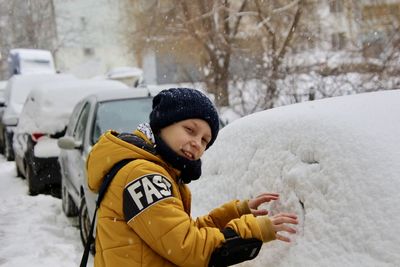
[149,88,219,149]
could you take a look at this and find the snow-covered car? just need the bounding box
[0,73,76,160]
[13,79,129,196]
[190,90,400,267]
[8,48,56,76]
[57,88,157,247]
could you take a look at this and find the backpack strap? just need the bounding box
[117,132,156,155]
[80,158,134,267]
[80,133,155,267]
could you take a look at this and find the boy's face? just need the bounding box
[160,118,212,161]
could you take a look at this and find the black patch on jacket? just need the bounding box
[208,228,262,267]
[123,174,172,222]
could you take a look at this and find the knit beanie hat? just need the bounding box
[149,88,220,149]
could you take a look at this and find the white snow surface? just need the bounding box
[16,79,129,135]
[0,157,90,266]
[191,89,400,267]
[33,137,61,158]
[0,90,399,266]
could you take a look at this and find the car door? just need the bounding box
[63,101,92,202]
[59,100,85,202]
[80,99,98,221]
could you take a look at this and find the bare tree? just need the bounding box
[0,0,58,78]
[250,0,305,109]
[126,0,307,109]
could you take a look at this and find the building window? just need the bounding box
[83,48,95,56]
[331,32,346,50]
[329,0,343,13]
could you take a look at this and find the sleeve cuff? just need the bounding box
[256,216,276,242]
[236,199,252,216]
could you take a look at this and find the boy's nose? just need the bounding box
[190,138,200,149]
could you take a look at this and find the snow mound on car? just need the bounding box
[16,80,128,135]
[191,90,400,267]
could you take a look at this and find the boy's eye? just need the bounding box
[202,138,209,146]
[184,126,193,133]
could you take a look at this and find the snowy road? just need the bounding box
[0,156,92,267]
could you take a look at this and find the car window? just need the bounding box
[91,98,152,144]
[66,101,85,136]
[73,102,90,142]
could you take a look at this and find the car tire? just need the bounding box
[4,130,14,161]
[61,179,78,217]
[79,196,95,254]
[26,164,40,196]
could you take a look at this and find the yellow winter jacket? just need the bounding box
[86,130,276,267]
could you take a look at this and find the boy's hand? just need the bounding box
[248,193,279,216]
[270,213,298,242]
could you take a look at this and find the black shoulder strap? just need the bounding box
[80,158,134,267]
[117,132,156,155]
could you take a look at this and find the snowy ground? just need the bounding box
[0,156,92,267]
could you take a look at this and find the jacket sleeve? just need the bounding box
[122,162,265,267]
[195,199,252,229]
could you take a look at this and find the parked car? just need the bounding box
[190,90,400,266]
[0,73,76,160]
[13,79,129,196]
[58,88,158,247]
[8,48,56,76]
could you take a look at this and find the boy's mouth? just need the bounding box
[182,150,195,160]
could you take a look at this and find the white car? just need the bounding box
[8,48,56,76]
[191,90,400,267]
[13,79,129,196]
[58,88,158,248]
[0,73,76,160]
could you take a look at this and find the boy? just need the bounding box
[86,88,297,267]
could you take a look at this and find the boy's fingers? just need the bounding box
[258,193,280,202]
[278,225,297,234]
[255,193,280,198]
[271,216,298,225]
[251,194,279,206]
[276,233,291,243]
[273,213,298,220]
[252,209,268,216]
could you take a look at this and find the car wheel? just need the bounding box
[4,130,14,161]
[61,179,78,217]
[26,164,40,196]
[79,196,95,254]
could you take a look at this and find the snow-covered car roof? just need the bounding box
[4,73,76,105]
[105,66,143,79]
[191,89,400,266]
[83,86,160,103]
[16,80,129,135]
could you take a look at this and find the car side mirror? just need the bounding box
[58,136,82,150]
